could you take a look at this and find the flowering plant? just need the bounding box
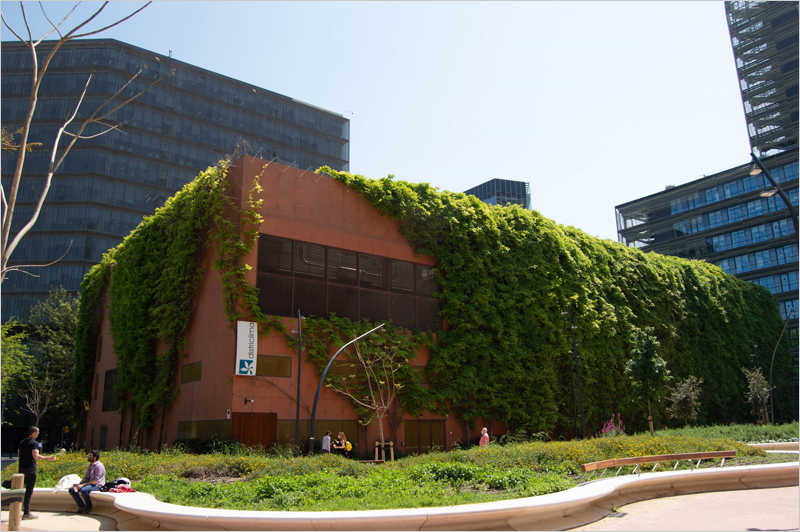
[599,413,626,438]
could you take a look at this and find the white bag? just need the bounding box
[53,474,81,493]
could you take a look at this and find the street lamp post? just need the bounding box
[769,309,795,425]
[307,323,385,455]
[293,311,304,454]
[751,341,761,369]
[562,304,586,439]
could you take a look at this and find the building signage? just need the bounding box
[236,321,258,376]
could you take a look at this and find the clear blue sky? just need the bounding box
[1,1,752,241]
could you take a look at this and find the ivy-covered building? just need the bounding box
[76,153,796,454]
[1,38,350,322]
[79,158,469,455]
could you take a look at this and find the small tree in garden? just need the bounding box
[741,367,770,425]
[625,327,671,436]
[666,375,703,427]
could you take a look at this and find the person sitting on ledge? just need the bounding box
[69,450,105,514]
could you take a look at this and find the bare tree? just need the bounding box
[20,368,55,426]
[325,338,408,447]
[1,1,173,282]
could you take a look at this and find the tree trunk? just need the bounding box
[647,399,655,436]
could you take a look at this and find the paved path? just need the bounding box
[0,509,116,531]
[568,485,799,531]
[1,486,797,531]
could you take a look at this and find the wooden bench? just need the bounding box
[581,450,736,480]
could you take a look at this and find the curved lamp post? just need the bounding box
[307,323,385,455]
[769,309,795,425]
[561,304,586,439]
[749,153,799,240]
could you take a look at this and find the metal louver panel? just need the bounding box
[328,248,358,285]
[294,241,326,280]
[389,294,416,329]
[360,254,388,290]
[257,273,293,316]
[294,279,327,318]
[258,235,293,276]
[328,284,359,321]
[391,260,415,293]
[360,289,388,322]
[417,297,442,331]
[416,264,439,296]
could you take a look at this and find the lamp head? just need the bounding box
[749,163,762,176]
[760,188,779,198]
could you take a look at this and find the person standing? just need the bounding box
[69,451,105,514]
[479,427,490,446]
[333,431,347,456]
[18,426,57,520]
[321,430,331,454]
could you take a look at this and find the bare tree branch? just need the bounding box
[71,2,151,39]
[3,240,74,278]
[1,2,161,282]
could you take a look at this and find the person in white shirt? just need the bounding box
[321,430,331,453]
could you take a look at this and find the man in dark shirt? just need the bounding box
[18,426,56,520]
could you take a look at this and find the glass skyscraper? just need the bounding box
[1,38,350,321]
[725,1,798,156]
[463,178,531,210]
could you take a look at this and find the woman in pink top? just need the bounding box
[479,427,489,446]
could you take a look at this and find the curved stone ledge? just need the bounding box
[748,442,799,451]
[27,461,798,531]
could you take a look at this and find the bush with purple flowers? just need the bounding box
[599,414,626,438]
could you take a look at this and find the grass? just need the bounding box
[3,423,795,511]
[652,421,799,443]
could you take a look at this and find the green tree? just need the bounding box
[741,367,770,425]
[27,287,80,425]
[625,327,671,436]
[1,318,31,421]
[666,375,703,427]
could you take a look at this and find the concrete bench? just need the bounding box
[0,488,26,502]
[581,450,736,479]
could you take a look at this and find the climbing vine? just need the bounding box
[316,166,794,435]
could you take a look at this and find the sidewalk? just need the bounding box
[0,509,116,532]
[1,486,798,531]
[568,485,799,531]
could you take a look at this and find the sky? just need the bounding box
[0,1,753,241]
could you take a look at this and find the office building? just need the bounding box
[463,178,531,210]
[1,38,350,321]
[725,1,798,156]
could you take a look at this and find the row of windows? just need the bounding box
[2,88,347,161]
[669,161,798,215]
[671,188,798,237]
[10,204,143,237]
[706,218,795,253]
[258,237,439,295]
[10,235,121,264]
[1,47,349,139]
[715,244,798,274]
[3,264,90,294]
[2,149,197,191]
[749,270,798,295]
[6,176,167,212]
[257,236,442,330]
[1,294,52,322]
[7,117,344,177]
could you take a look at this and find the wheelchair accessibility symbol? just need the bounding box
[239,360,254,375]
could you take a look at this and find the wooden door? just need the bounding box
[231,412,277,448]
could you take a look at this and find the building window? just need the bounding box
[256,355,292,378]
[101,369,120,412]
[180,361,202,384]
[94,374,99,401]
